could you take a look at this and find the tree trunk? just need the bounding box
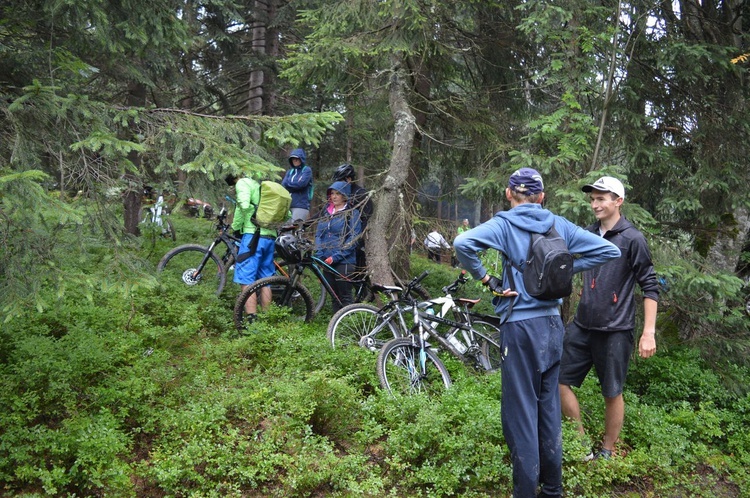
[247,0,267,115]
[706,208,750,274]
[122,81,147,236]
[366,61,415,286]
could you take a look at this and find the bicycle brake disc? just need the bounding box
[181,269,201,285]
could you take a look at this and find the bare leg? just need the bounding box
[259,285,271,310]
[242,284,258,314]
[241,283,272,314]
[559,384,585,436]
[602,394,624,452]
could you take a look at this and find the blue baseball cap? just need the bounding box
[508,168,544,195]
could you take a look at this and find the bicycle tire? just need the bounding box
[275,261,327,315]
[326,303,400,350]
[164,219,176,241]
[376,337,452,396]
[477,321,503,371]
[410,284,431,302]
[157,244,226,297]
[234,275,315,329]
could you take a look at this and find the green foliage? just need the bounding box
[2,245,750,496]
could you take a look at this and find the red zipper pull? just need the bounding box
[613,292,618,303]
[590,277,596,289]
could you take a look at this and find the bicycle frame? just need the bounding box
[280,253,370,309]
[412,304,501,364]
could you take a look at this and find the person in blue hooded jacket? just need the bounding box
[314,181,362,312]
[281,148,313,221]
[454,168,620,498]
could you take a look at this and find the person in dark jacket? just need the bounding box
[314,181,362,312]
[332,163,372,269]
[559,176,659,461]
[282,148,313,221]
[454,168,620,498]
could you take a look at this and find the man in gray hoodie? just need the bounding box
[454,168,620,498]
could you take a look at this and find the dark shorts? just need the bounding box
[558,322,634,398]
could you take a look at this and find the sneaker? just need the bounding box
[583,451,595,462]
[593,448,612,460]
[245,313,257,325]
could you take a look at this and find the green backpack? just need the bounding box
[251,180,292,228]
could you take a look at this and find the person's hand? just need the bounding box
[324,256,334,265]
[639,331,656,358]
[483,275,518,298]
[233,230,242,239]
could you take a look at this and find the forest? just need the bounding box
[1,0,750,496]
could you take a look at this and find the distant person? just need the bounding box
[559,176,659,461]
[457,218,471,236]
[454,167,620,498]
[424,227,450,262]
[314,181,362,312]
[281,148,313,221]
[332,163,373,269]
[452,219,471,267]
[227,174,278,325]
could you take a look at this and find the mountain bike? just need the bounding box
[375,272,504,395]
[329,271,501,372]
[141,194,176,241]
[233,222,379,328]
[157,208,324,304]
[375,300,453,396]
[326,271,432,350]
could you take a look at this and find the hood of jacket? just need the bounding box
[288,148,307,166]
[497,202,555,234]
[327,181,351,198]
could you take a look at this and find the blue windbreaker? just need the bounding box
[281,148,313,210]
[314,181,362,265]
[454,203,621,322]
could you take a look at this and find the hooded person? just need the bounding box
[281,148,313,221]
[453,167,621,498]
[332,163,373,268]
[314,181,362,312]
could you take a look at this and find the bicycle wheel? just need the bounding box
[163,218,176,241]
[376,337,452,396]
[275,261,327,315]
[327,303,399,350]
[234,275,314,329]
[157,244,226,297]
[477,321,503,371]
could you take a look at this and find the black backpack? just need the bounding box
[511,225,574,300]
[500,225,574,323]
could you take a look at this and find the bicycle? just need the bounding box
[233,222,380,328]
[329,271,501,370]
[375,300,453,396]
[157,208,324,304]
[141,194,176,242]
[326,271,432,351]
[375,272,504,395]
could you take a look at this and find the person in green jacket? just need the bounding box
[227,174,278,323]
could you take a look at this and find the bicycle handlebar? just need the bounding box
[442,270,468,294]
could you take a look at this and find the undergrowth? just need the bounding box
[0,214,748,497]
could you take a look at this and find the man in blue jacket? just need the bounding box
[559,176,658,461]
[454,168,620,498]
[282,148,313,221]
